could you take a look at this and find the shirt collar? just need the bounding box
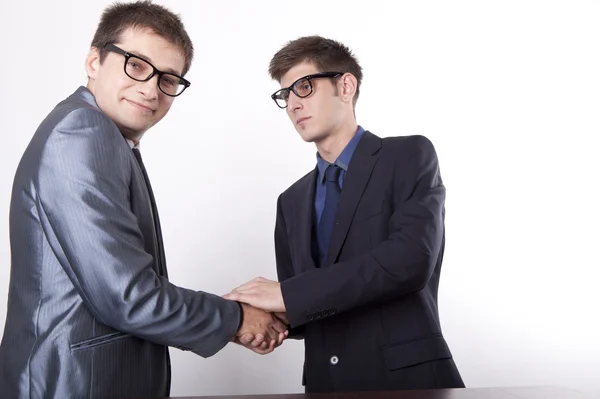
[126,138,139,150]
[317,125,365,183]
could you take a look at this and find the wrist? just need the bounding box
[236,301,244,330]
[231,301,244,342]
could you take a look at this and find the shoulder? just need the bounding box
[278,167,317,207]
[54,101,120,140]
[380,134,437,156]
[370,133,442,178]
[40,97,130,173]
[40,92,127,156]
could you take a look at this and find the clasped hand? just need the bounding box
[224,277,288,355]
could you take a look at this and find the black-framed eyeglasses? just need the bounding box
[105,43,191,97]
[271,72,343,109]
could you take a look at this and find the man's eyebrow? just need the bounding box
[128,50,182,76]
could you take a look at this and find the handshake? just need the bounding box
[223,277,289,355]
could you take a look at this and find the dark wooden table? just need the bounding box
[170,386,598,399]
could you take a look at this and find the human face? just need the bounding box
[85,27,186,142]
[278,62,346,144]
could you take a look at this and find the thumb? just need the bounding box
[223,292,236,300]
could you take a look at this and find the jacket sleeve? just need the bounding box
[274,193,305,339]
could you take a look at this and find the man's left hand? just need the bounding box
[224,277,286,313]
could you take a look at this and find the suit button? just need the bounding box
[330,355,339,365]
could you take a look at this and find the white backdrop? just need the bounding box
[1,0,599,396]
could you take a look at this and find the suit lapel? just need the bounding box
[325,131,382,266]
[294,167,319,272]
[132,150,168,279]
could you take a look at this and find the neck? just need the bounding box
[86,79,96,97]
[315,120,358,163]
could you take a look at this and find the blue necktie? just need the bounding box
[317,164,342,266]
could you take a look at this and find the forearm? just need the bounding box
[281,234,438,328]
[109,275,241,357]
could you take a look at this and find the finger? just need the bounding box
[231,287,260,297]
[226,291,253,302]
[240,333,254,345]
[223,292,242,302]
[259,340,274,353]
[271,318,287,334]
[224,291,254,302]
[250,334,265,348]
[266,326,280,342]
[275,312,289,325]
[251,342,274,355]
[233,281,259,292]
[277,331,286,345]
[229,293,263,309]
[252,337,277,355]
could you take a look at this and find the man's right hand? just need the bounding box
[233,302,288,355]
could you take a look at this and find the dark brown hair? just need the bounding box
[91,0,193,75]
[269,35,363,104]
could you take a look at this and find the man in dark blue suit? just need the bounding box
[225,35,465,393]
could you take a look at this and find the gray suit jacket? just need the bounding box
[0,87,240,398]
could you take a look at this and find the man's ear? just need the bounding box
[85,47,102,80]
[338,73,358,105]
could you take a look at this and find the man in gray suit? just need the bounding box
[0,1,287,398]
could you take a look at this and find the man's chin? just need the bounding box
[300,136,315,143]
[298,130,323,144]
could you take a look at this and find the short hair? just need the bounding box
[91,0,193,75]
[268,35,363,104]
